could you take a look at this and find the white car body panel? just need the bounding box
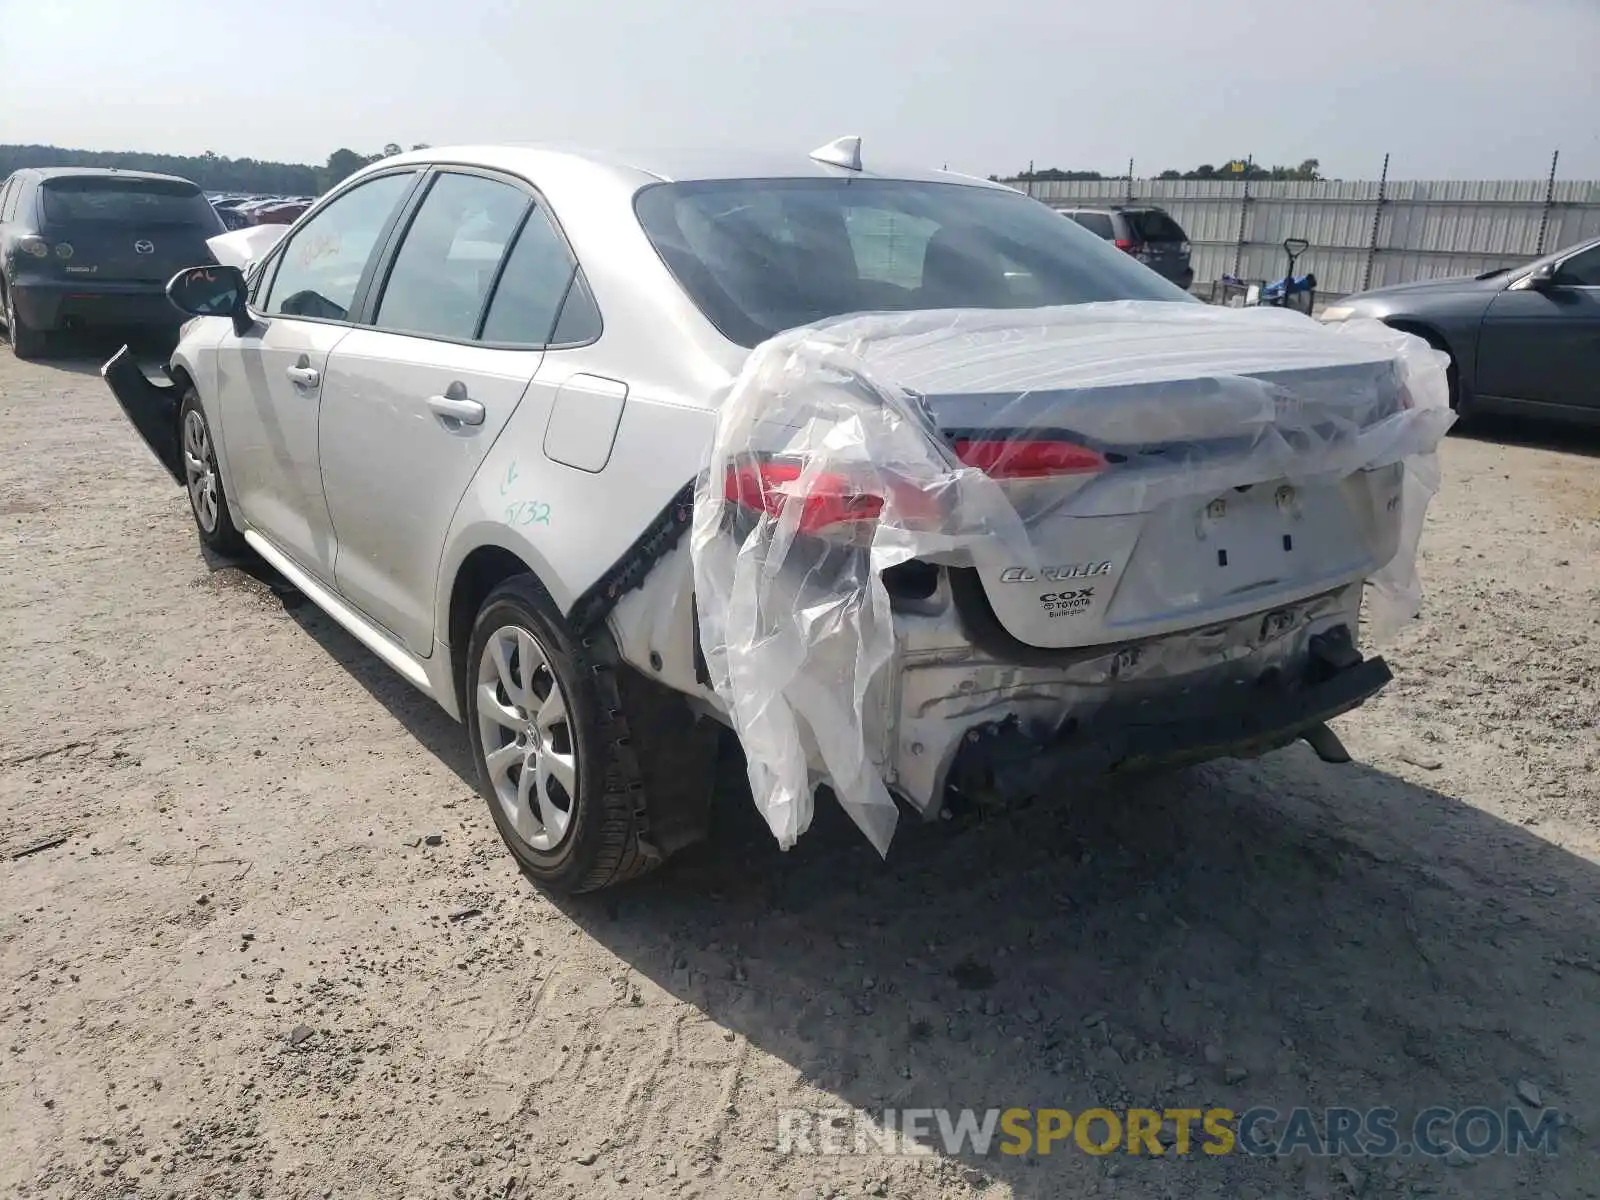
[212,320,349,582]
[318,330,544,655]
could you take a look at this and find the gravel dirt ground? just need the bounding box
[2,341,1598,1200]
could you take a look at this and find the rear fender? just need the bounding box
[101,345,184,485]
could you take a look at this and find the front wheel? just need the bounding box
[464,578,661,894]
[179,388,247,556]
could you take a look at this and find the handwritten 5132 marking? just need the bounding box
[504,501,552,527]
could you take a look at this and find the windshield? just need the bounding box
[42,177,220,227]
[634,179,1194,347]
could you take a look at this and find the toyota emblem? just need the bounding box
[134,240,155,255]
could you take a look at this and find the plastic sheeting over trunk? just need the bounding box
[689,302,1455,854]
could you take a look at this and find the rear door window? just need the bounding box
[373,172,529,340]
[478,205,593,346]
[1123,210,1187,243]
[1070,212,1115,239]
[0,179,17,222]
[40,177,217,227]
[263,171,416,322]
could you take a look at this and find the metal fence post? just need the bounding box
[1535,149,1559,256]
[1232,178,1250,278]
[1361,153,1389,293]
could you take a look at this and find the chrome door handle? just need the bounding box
[286,365,320,388]
[427,394,485,426]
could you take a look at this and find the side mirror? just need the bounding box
[167,264,250,334]
[1525,261,1558,290]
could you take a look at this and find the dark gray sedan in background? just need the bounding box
[1321,235,1600,425]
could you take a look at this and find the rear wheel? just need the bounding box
[179,388,247,556]
[3,283,47,360]
[464,577,661,894]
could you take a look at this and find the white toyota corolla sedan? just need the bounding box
[104,140,1450,892]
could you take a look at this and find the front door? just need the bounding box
[1476,242,1600,412]
[212,170,419,580]
[318,171,587,654]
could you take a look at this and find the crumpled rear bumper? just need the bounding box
[951,630,1388,801]
[885,582,1386,812]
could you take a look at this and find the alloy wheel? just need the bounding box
[475,625,578,851]
[182,408,220,533]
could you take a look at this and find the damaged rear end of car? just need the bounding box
[690,302,1455,854]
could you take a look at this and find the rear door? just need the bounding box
[1476,244,1600,412]
[317,168,586,654]
[212,169,420,581]
[36,175,223,284]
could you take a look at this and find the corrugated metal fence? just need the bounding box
[1016,177,1600,297]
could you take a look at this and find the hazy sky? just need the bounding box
[3,0,1596,180]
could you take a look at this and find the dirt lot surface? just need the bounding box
[2,344,1598,1200]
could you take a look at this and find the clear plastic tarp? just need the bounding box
[690,302,1455,853]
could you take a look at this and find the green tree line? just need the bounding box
[0,142,430,195]
[1000,158,1324,183]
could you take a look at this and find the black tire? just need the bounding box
[178,387,248,556]
[464,576,661,894]
[3,282,47,360]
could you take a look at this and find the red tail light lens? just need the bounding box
[724,459,884,535]
[952,438,1107,479]
[1113,238,1137,253]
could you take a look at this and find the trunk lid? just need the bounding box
[857,307,1418,651]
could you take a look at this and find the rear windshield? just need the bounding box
[1123,209,1187,243]
[634,179,1194,347]
[41,177,219,227]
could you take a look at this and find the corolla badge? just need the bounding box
[999,562,1112,583]
[134,240,155,255]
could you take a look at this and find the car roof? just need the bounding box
[371,142,1010,192]
[24,166,200,186]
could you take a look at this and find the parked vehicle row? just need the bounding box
[211,194,315,230]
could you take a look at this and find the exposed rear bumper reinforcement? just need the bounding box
[101,345,184,486]
[955,639,1392,799]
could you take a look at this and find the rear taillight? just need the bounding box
[722,438,1109,539]
[952,438,1107,479]
[18,236,49,259]
[1113,238,1137,253]
[723,459,884,536]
